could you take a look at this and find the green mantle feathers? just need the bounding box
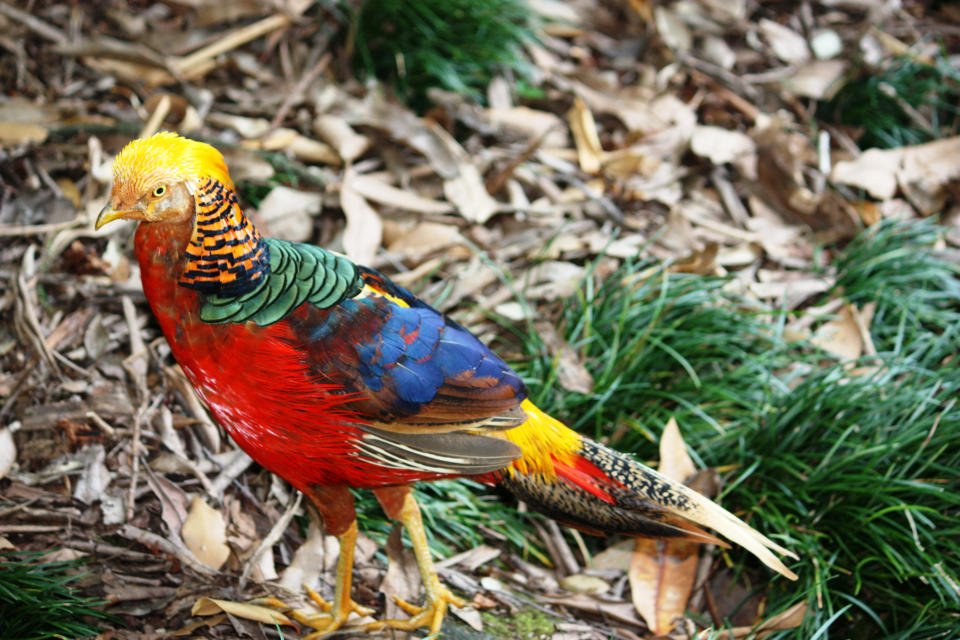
[199,238,361,326]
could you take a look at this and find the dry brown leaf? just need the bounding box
[535,322,594,394]
[191,597,295,626]
[811,303,874,361]
[487,106,568,147]
[568,97,604,174]
[0,427,15,480]
[381,526,422,622]
[690,126,756,166]
[427,122,499,223]
[387,221,465,259]
[758,19,810,64]
[669,242,719,276]
[631,538,700,634]
[256,186,323,242]
[313,114,371,162]
[629,418,700,634]
[559,574,610,595]
[697,601,808,639]
[0,122,48,146]
[279,520,333,593]
[350,175,455,215]
[831,136,960,213]
[181,496,230,570]
[340,168,383,265]
[786,59,847,100]
[73,444,111,505]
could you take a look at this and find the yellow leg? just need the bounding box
[299,520,376,638]
[367,487,467,635]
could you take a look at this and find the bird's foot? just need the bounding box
[364,584,467,635]
[267,586,375,639]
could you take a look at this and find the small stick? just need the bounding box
[173,14,292,79]
[239,491,302,589]
[270,53,332,129]
[0,2,67,44]
[139,94,171,139]
[118,523,218,576]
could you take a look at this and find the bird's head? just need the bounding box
[96,132,234,230]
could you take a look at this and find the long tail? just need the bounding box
[493,401,798,580]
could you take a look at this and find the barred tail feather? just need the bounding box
[499,436,798,580]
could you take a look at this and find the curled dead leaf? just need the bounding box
[191,597,294,626]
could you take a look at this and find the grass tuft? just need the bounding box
[349,0,538,111]
[0,551,115,640]
[819,55,960,149]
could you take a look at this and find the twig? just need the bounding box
[139,94,171,139]
[239,491,302,589]
[210,448,255,498]
[118,524,218,576]
[270,53,332,129]
[0,2,67,44]
[172,14,293,80]
[126,395,162,522]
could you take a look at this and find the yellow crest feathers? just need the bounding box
[112,131,234,196]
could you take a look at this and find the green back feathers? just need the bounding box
[199,238,361,326]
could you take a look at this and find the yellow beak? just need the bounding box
[95,205,142,230]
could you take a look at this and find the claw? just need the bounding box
[365,584,466,634]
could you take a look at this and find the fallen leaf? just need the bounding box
[181,496,231,570]
[785,59,848,100]
[487,106,569,147]
[811,303,873,361]
[759,19,810,64]
[350,175,455,215]
[73,444,112,505]
[628,418,701,634]
[0,427,16,480]
[191,597,294,626]
[0,122,48,146]
[831,136,960,213]
[381,526,422,623]
[387,221,465,259]
[256,186,322,242]
[697,601,808,639]
[313,114,370,162]
[691,126,756,166]
[560,574,610,595]
[340,168,383,265]
[568,97,604,174]
[535,322,594,394]
[280,520,334,593]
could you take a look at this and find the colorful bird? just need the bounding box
[96,132,796,635]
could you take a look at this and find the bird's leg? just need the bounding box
[366,485,467,634]
[295,485,374,638]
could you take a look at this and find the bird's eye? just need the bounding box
[153,185,167,198]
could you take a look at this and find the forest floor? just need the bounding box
[1,1,959,639]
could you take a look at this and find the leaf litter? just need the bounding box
[0,0,958,638]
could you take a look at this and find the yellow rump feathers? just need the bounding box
[499,400,582,477]
[112,131,234,200]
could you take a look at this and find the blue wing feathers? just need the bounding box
[287,266,527,424]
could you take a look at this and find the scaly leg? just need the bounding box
[367,485,467,635]
[295,486,374,638]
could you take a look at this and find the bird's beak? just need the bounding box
[95,205,142,230]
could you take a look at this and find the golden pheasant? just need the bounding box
[96,132,796,635]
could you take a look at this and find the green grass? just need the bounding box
[349,0,539,111]
[361,219,959,638]
[819,55,960,149]
[0,552,115,640]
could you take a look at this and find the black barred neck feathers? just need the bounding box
[179,177,270,297]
